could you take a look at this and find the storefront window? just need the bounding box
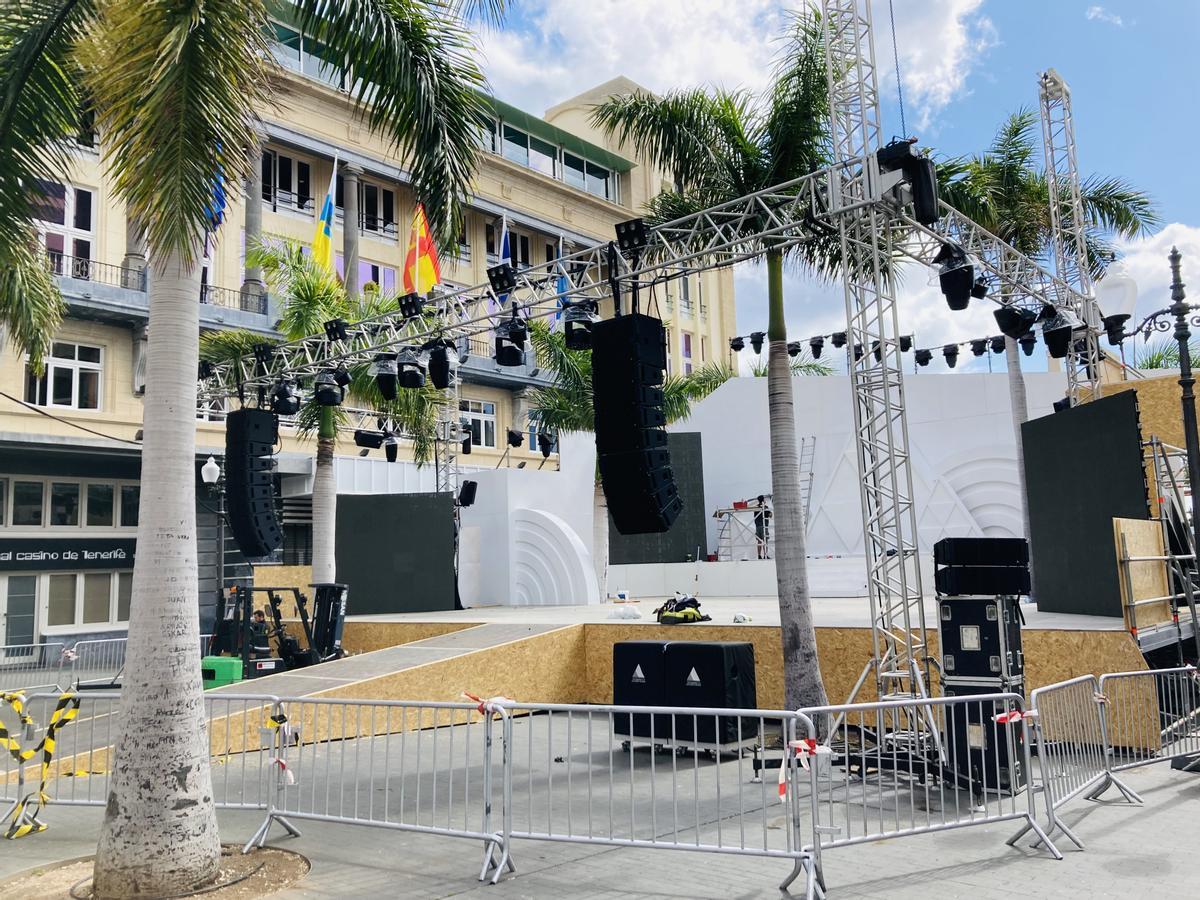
[12,481,43,526]
[48,574,76,627]
[120,485,140,527]
[117,572,133,621]
[50,482,80,526]
[86,483,114,526]
[82,573,110,623]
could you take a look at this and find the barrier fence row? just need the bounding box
[0,639,127,694]
[3,669,1198,895]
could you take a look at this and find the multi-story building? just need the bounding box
[0,37,736,648]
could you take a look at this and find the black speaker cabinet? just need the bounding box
[225,408,283,559]
[942,679,1028,794]
[663,642,758,746]
[934,537,1029,568]
[613,640,670,739]
[934,566,1031,596]
[938,595,1024,682]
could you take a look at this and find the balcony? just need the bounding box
[46,252,275,334]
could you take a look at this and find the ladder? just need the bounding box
[798,435,817,527]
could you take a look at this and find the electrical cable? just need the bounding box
[0,390,142,445]
[887,0,907,138]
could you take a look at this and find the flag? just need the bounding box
[402,204,441,294]
[204,158,226,230]
[311,156,338,273]
[553,234,569,329]
[490,214,512,314]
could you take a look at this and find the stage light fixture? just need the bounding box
[313,371,344,407]
[990,335,1006,354]
[900,335,913,353]
[398,293,425,319]
[750,332,766,354]
[253,343,274,369]
[324,318,349,342]
[970,338,987,357]
[853,343,864,361]
[384,433,398,463]
[970,277,989,299]
[426,340,459,388]
[370,353,399,400]
[486,262,517,295]
[198,360,214,380]
[915,348,933,367]
[615,217,650,253]
[461,434,472,455]
[494,311,527,367]
[831,331,847,348]
[269,380,301,416]
[809,336,825,358]
[537,431,555,458]
[943,344,959,368]
[396,346,426,389]
[1019,332,1037,356]
[506,428,524,448]
[1053,397,1072,414]
[729,336,745,352]
[354,429,385,450]
[872,341,882,362]
[332,366,351,388]
[787,341,802,358]
[1041,306,1084,359]
[563,301,600,350]
[934,244,974,311]
[994,306,1039,340]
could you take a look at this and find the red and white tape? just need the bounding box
[778,739,825,802]
[993,709,1036,724]
[462,692,513,717]
[269,757,295,785]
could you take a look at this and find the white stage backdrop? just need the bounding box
[672,371,1067,557]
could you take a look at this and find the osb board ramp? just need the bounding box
[1113,517,1174,632]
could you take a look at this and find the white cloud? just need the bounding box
[1112,223,1200,325]
[1086,5,1125,27]
[477,0,996,131]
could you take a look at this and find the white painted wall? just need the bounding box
[671,372,1066,556]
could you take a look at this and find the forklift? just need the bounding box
[203,583,347,689]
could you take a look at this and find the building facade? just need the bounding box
[0,41,737,646]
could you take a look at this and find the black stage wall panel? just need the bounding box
[335,492,457,614]
[609,432,708,564]
[1021,390,1148,617]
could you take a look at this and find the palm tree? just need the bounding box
[2,1,498,893]
[201,243,445,581]
[938,110,1158,553]
[591,9,836,710]
[1134,337,1199,371]
[526,321,734,601]
[748,348,832,378]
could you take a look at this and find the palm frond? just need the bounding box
[199,328,274,363]
[346,364,444,467]
[764,7,830,186]
[1133,337,1200,370]
[749,351,832,377]
[85,0,271,263]
[293,0,489,251]
[0,227,66,371]
[663,361,736,424]
[528,319,592,398]
[1080,174,1160,238]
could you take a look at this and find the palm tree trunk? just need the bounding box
[1005,336,1033,584]
[311,407,337,583]
[766,250,828,711]
[93,245,220,897]
[593,478,609,602]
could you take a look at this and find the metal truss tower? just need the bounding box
[821,0,930,703]
[1039,68,1103,404]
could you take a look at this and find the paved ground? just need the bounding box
[3,761,1198,898]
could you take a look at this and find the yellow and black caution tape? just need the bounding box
[2,691,81,840]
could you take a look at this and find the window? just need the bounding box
[334,254,397,293]
[586,162,612,200]
[665,329,673,375]
[517,234,531,268]
[261,150,313,213]
[42,571,132,630]
[12,481,43,527]
[546,242,557,264]
[120,485,139,527]
[268,21,344,90]
[682,332,693,375]
[25,341,102,411]
[50,482,80,526]
[680,276,693,314]
[529,135,557,177]
[480,116,617,201]
[282,524,313,566]
[502,125,529,167]
[700,335,708,363]
[563,153,587,191]
[2,478,138,530]
[87,484,114,527]
[0,479,5,526]
[32,180,94,276]
[460,399,497,449]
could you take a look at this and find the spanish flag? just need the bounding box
[403,204,441,294]
[311,158,338,273]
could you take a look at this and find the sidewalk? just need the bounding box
[4,762,1197,898]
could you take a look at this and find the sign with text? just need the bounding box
[0,537,136,572]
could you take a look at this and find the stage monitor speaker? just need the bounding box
[592,313,681,534]
[934,537,1029,568]
[943,680,1028,794]
[938,595,1024,682]
[612,641,670,739]
[934,566,1030,596]
[663,642,757,745]
[225,408,283,559]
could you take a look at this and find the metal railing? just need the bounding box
[201,283,268,315]
[1101,667,1200,773]
[497,701,816,892]
[0,642,66,694]
[46,252,146,291]
[67,639,127,689]
[800,692,1059,891]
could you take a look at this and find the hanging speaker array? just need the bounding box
[591,313,681,534]
[224,408,283,558]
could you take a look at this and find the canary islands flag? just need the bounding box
[311,158,338,273]
[403,204,441,294]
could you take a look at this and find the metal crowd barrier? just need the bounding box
[67,638,127,689]
[258,696,509,882]
[495,701,819,893]
[800,692,1060,894]
[1100,667,1200,773]
[0,642,67,694]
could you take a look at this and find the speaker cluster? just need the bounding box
[224,408,283,558]
[591,314,682,534]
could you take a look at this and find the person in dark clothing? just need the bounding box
[754,495,771,559]
[249,609,271,659]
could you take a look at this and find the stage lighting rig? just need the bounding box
[354,429,385,450]
[933,244,974,312]
[943,344,959,368]
[395,346,426,389]
[990,335,1005,354]
[750,332,766,354]
[370,353,399,400]
[729,336,745,352]
[270,380,301,415]
[537,431,555,458]
[994,306,1039,340]
[562,300,600,350]
[313,371,344,407]
[915,349,932,367]
[900,335,913,353]
[494,309,527,367]
[1019,332,1037,356]
[615,217,650,254]
[831,332,847,349]
[1041,305,1085,359]
[323,318,349,342]
[398,293,425,319]
[506,428,524,448]
[1094,263,1139,345]
[487,262,517,295]
[876,138,939,225]
[809,336,825,358]
[787,341,802,358]
[970,338,987,357]
[425,339,459,388]
[384,432,399,463]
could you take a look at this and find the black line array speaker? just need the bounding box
[934,537,1029,568]
[224,408,282,559]
[933,536,1031,596]
[592,314,681,534]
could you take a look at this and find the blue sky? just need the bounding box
[477,1,1199,373]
